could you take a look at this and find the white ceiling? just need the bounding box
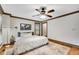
[1,4,79,21]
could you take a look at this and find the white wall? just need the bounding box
[48,13,79,46]
[0,14,2,44]
[0,14,2,29]
[10,17,35,39]
[1,14,35,44]
[2,14,11,44]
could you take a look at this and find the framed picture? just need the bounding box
[20,23,31,30]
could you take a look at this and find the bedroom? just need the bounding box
[0,4,79,55]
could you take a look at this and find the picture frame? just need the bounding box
[20,23,31,30]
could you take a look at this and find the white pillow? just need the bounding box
[21,32,32,38]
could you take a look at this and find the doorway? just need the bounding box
[34,23,40,36]
[42,22,47,37]
[34,22,48,37]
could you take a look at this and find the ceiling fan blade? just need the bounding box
[35,9,40,12]
[46,15,52,18]
[32,14,40,17]
[48,9,55,13]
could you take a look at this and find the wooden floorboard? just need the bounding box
[48,39,79,55]
[68,48,79,55]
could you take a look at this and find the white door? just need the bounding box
[43,23,47,37]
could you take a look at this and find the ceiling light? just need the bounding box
[40,15,47,19]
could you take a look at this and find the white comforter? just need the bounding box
[14,36,48,54]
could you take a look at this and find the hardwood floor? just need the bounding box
[48,39,79,55]
[68,48,79,55]
[0,44,14,55]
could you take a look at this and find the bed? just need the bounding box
[13,35,48,55]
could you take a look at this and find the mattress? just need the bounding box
[14,36,48,54]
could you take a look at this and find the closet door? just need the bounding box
[35,23,40,36]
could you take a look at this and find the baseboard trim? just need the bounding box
[48,38,79,48]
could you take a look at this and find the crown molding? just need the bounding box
[0,5,4,14]
[0,4,41,22]
[43,10,79,22]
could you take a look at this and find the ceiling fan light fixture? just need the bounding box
[40,15,47,19]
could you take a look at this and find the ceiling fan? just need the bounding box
[32,6,55,19]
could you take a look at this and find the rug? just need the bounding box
[24,42,70,55]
